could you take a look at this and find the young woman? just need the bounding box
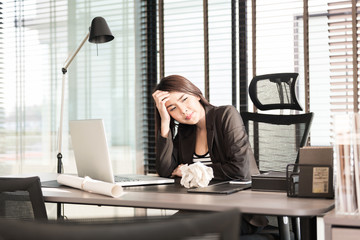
[153,75,269,235]
[152,75,259,180]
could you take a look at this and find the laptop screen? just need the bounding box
[69,119,116,183]
[69,119,175,186]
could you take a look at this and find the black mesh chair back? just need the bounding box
[241,112,313,172]
[243,73,313,240]
[0,176,47,220]
[0,208,240,240]
[249,72,302,111]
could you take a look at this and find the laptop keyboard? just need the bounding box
[114,176,141,182]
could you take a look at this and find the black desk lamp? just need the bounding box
[57,17,114,174]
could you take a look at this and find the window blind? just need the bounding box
[0,1,139,176]
[328,0,359,114]
[160,1,235,106]
[0,2,4,156]
[208,1,233,106]
[249,0,303,77]
[162,0,205,93]
[1,0,69,173]
[249,0,333,145]
[147,1,243,173]
[67,1,137,174]
[299,0,332,145]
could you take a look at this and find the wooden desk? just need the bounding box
[42,183,334,217]
[39,173,334,239]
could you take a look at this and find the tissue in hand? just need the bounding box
[180,162,214,188]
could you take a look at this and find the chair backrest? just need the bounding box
[249,73,302,111]
[241,112,313,172]
[0,176,47,220]
[0,208,240,240]
[243,72,313,172]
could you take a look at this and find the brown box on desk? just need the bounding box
[251,171,287,192]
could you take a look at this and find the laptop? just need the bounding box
[68,119,174,186]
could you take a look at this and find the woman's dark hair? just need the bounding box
[153,75,211,138]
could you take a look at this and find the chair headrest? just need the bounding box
[249,73,303,111]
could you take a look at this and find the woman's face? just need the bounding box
[164,91,205,125]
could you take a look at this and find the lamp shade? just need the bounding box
[88,17,114,44]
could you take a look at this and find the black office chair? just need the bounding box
[241,112,313,172]
[0,176,48,220]
[241,73,314,240]
[242,73,313,171]
[0,208,240,240]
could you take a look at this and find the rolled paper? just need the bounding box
[57,174,123,198]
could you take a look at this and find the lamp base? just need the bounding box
[57,152,63,174]
[56,152,63,219]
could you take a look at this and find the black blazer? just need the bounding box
[156,105,259,180]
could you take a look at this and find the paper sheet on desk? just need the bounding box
[57,174,123,198]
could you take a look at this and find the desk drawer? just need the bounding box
[332,227,360,240]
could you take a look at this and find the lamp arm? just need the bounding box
[57,73,66,173]
[62,31,90,73]
[57,31,90,174]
